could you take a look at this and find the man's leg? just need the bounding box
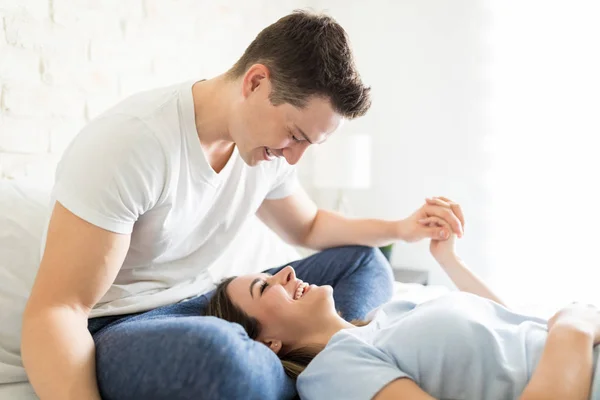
[265,245,394,321]
[90,295,296,400]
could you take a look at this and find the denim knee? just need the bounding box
[355,245,388,263]
[337,245,393,275]
[95,316,295,400]
[183,318,295,399]
[365,246,394,285]
[323,244,385,261]
[365,246,394,272]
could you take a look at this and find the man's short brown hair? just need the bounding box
[227,10,371,119]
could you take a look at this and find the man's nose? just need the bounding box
[284,144,309,165]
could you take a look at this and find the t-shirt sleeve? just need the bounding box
[52,115,168,234]
[297,333,411,400]
[265,162,299,200]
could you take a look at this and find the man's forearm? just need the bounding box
[520,325,593,400]
[22,306,102,400]
[301,209,399,250]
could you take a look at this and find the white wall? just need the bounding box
[483,0,600,316]
[0,0,306,181]
[301,0,491,287]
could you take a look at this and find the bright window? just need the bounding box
[485,0,600,317]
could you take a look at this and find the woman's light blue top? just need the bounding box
[298,292,600,400]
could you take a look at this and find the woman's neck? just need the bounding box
[301,315,357,348]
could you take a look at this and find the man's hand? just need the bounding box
[397,196,465,243]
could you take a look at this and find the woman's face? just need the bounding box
[226,266,337,351]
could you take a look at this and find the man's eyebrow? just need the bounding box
[249,273,273,298]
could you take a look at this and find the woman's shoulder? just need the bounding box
[297,325,410,400]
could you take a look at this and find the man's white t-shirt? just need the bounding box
[46,80,298,318]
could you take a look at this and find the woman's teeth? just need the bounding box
[295,283,308,300]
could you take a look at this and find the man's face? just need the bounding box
[230,66,342,166]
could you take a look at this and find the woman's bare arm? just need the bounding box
[520,323,593,400]
[436,255,506,307]
[373,378,436,400]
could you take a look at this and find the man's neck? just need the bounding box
[191,75,237,172]
[192,75,236,148]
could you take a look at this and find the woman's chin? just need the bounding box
[303,285,334,305]
[311,284,333,297]
[316,285,336,308]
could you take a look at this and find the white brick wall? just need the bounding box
[0,0,308,182]
[0,16,5,44]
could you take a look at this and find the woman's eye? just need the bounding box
[260,281,269,294]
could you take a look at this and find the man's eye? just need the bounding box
[289,131,301,142]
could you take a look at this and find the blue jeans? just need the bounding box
[88,246,394,400]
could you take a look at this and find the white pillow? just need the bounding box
[0,381,38,400]
[0,179,51,386]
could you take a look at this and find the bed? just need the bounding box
[0,179,448,400]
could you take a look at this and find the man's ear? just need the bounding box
[262,338,283,355]
[241,64,270,98]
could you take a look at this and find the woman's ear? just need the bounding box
[263,339,283,355]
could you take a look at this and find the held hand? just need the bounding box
[397,196,465,243]
[549,303,600,344]
[428,218,458,265]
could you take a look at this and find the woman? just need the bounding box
[205,212,600,399]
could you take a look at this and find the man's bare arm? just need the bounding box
[22,202,130,400]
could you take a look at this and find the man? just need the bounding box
[21,10,464,400]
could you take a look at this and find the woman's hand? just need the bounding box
[423,197,465,265]
[429,226,458,266]
[549,303,600,344]
[420,201,506,306]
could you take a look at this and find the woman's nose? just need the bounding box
[275,265,296,286]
